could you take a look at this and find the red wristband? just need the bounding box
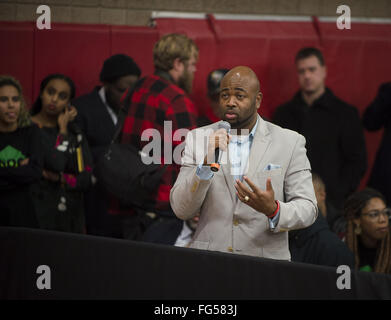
[268,200,279,219]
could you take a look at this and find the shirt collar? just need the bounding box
[154,69,175,83]
[230,117,259,144]
[249,117,259,137]
[98,87,118,124]
[98,86,106,103]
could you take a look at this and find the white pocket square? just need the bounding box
[263,164,281,171]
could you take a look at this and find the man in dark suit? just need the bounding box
[272,47,367,210]
[73,54,141,237]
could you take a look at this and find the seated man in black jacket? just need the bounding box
[73,54,141,237]
[312,173,341,230]
[142,214,199,247]
[289,173,355,268]
[272,47,367,210]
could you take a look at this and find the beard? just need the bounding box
[225,97,258,130]
[177,67,194,95]
[228,112,256,130]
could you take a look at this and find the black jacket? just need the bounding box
[273,88,367,209]
[362,82,391,205]
[289,213,355,268]
[73,87,116,163]
[30,124,93,233]
[142,218,183,245]
[72,87,121,237]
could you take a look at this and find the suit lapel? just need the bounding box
[247,116,271,179]
[221,149,236,203]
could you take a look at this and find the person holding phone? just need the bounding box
[31,73,93,233]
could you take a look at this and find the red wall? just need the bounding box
[1,18,391,188]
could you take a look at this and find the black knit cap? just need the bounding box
[207,68,229,97]
[99,54,141,83]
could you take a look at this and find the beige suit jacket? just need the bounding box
[170,115,317,260]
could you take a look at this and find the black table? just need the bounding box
[1,227,390,300]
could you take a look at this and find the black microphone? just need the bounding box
[211,121,231,172]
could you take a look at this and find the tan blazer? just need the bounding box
[170,115,317,260]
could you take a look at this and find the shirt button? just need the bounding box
[227,246,233,252]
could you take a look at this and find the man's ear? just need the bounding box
[169,58,185,83]
[256,92,263,109]
[172,57,184,73]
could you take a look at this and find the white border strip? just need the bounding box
[151,11,206,20]
[151,11,311,22]
[319,16,391,24]
[214,13,311,22]
[151,11,391,24]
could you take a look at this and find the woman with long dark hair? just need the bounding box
[0,75,42,227]
[344,188,391,273]
[30,73,93,233]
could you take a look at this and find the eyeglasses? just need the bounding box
[361,208,391,220]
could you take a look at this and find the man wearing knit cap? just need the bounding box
[120,33,199,235]
[73,53,141,238]
[197,68,229,127]
[207,68,229,121]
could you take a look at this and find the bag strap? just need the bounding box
[109,85,168,172]
[110,86,135,144]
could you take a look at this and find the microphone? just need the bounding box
[210,121,231,172]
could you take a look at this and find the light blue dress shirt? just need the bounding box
[196,119,280,229]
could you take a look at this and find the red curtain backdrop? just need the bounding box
[1,17,391,188]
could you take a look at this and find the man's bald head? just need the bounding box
[218,66,263,131]
[221,66,260,94]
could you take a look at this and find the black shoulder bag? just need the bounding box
[95,89,166,209]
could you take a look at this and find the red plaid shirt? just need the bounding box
[121,72,198,216]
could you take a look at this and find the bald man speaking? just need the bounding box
[170,66,317,260]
